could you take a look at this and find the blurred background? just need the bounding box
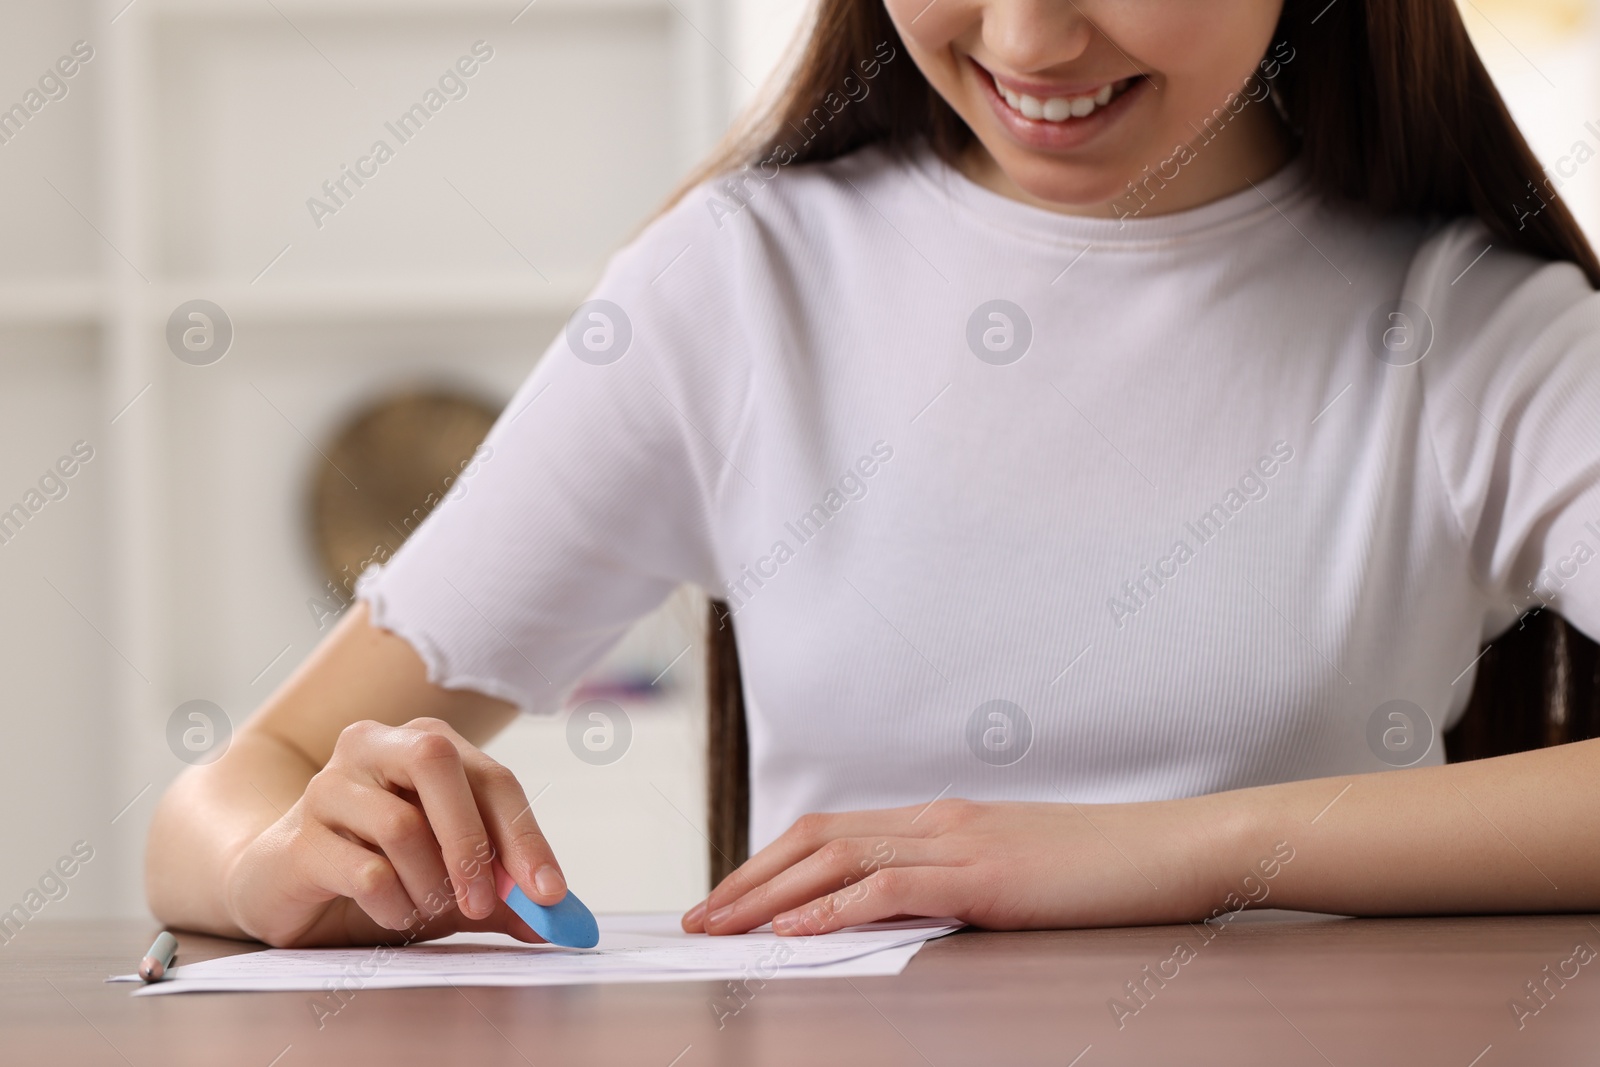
[0,0,1595,924]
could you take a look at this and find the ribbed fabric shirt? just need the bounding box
[357,143,1600,853]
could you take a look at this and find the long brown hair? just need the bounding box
[698,0,1600,886]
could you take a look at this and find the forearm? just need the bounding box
[145,728,318,938]
[1226,739,1600,917]
[143,603,523,939]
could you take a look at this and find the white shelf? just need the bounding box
[156,274,593,322]
[0,0,729,918]
[143,0,677,16]
[0,280,103,325]
[0,275,593,325]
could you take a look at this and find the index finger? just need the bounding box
[457,751,567,906]
[698,806,925,920]
[356,721,504,920]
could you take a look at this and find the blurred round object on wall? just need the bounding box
[308,387,500,593]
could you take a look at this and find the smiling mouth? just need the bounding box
[980,66,1144,123]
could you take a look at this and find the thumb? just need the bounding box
[451,899,547,944]
[497,901,544,944]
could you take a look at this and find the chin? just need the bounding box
[984,146,1136,210]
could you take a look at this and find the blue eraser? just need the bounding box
[495,864,599,948]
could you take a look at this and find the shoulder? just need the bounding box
[1407,215,1600,487]
[684,142,925,255]
[545,150,915,439]
[1403,217,1597,365]
[596,143,917,300]
[578,144,928,381]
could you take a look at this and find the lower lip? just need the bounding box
[972,61,1148,153]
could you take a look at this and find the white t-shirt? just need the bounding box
[357,143,1600,852]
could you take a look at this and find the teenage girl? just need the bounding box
[148,0,1600,946]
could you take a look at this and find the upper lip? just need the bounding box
[969,56,1139,100]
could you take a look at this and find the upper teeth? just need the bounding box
[994,75,1118,121]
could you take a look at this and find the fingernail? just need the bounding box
[706,905,734,927]
[468,877,494,917]
[772,913,797,934]
[533,864,566,898]
[683,900,707,926]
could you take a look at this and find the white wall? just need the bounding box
[1459,0,1600,241]
[0,0,753,929]
[728,0,812,111]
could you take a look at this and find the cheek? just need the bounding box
[1109,2,1284,112]
[882,0,976,87]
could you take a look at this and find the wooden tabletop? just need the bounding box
[4,913,1598,1066]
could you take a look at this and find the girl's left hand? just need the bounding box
[680,798,1229,936]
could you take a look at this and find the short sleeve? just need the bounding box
[355,188,753,714]
[1417,220,1600,643]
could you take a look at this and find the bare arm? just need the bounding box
[1254,739,1594,916]
[146,602,567,946]
[681,740,1600,936]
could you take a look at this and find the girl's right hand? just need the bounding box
[222,716,567,947]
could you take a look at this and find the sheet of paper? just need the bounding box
[111,914,963,995]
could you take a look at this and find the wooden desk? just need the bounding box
[5,914,1598,1065]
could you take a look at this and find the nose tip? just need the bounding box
[980,5,1097,76]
